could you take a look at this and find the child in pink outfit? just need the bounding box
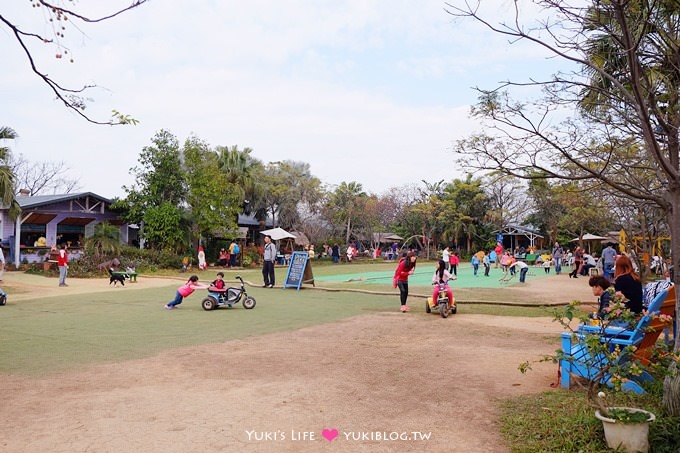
[164,275,209,309]
[432,260,455,307]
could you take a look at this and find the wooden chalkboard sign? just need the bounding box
[283,251,315,290]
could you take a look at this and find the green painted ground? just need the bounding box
[315,262,552,288]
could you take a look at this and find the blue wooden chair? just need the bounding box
[559,289,668,393]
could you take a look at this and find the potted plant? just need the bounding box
[521,289,678,453]
[594,391,656,452]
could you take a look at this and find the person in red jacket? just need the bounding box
[393,251,417,312]
[494,242,504,268]
[57,244,69,287]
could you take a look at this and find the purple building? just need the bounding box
[1,192,129,264]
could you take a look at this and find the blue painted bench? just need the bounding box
[559,288,669,394]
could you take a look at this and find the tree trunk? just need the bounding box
[663,185,680,416]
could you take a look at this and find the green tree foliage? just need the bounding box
[439,175,490,252]
[217,145,263,202]
[141,202,186,251]
[117,130,186,248]
[183,137,241,243]
[257,161,322,229]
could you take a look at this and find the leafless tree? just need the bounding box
[9,153,80,195]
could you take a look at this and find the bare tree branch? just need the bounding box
[0,1,148,125]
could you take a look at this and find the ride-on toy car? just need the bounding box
[426,280,456,318]
[202,275,256,311]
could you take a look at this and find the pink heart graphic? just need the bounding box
[322,428,339,442]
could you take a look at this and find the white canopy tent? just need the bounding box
[571,233,610,254]
[259,227,296,241]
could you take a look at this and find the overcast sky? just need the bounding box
[1,0,566,199]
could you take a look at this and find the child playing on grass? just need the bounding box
[164,275,209,310]
[212,272,226,289]
[471,253,480,277]
[543,257,553,274]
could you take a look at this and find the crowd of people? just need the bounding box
[160,235,667,317]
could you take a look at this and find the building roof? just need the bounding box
[15,192,113,209]
[237,214,273,228]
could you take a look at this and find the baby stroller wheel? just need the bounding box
[0,295,6,306]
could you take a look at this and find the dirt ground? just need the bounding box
[0,272,595,453]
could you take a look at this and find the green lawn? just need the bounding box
[0,282,395,376]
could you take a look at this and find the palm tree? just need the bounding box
[331,181,366,245]
[217,145,262,202]
[84,222,121,259]
[0,127,19,216]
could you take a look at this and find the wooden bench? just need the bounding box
[634,285,675,366]
[560,288,669,394]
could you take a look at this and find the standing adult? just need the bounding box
[506,259,529,283]
[331,243,340,264]
[393,251,417,312]
[262,235,277,288]
[231,241,240,267]
[601,243,617,281]
[0,245,5,282]
[441,247,451,271]
[569,246,583,279]
[613,255,643,314]
[58,244,69,287]
[552,242,564,275]
[228,241,237,268]
[494,242,504,268]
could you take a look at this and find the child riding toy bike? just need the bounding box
[426,260,457,318]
